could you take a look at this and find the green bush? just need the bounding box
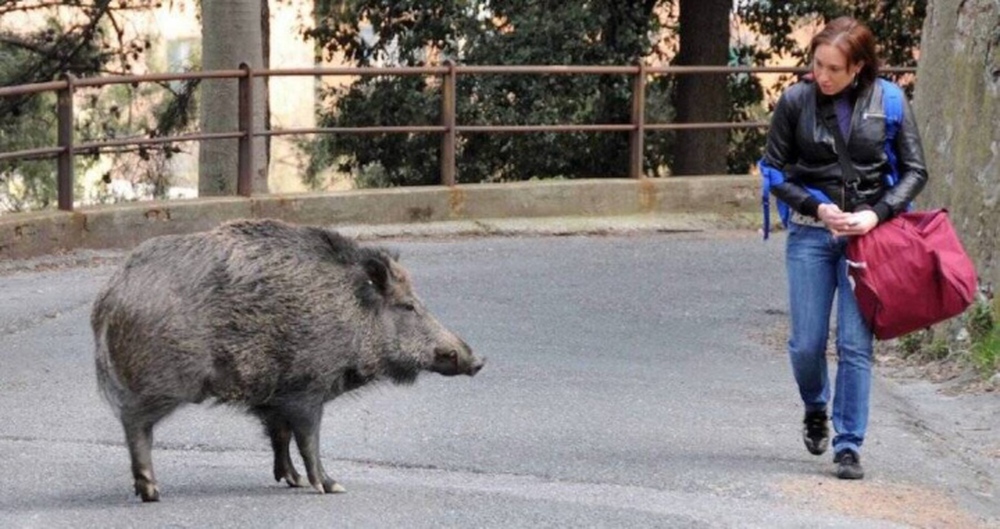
[967,299,999,377]
[971,328,1000,376]
[897,331,926,359]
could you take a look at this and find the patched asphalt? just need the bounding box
[0,219,997,528]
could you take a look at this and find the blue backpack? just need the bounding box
[759,78,904,239]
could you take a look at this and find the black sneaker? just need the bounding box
[802,410,829,455]
[834,449,865,480]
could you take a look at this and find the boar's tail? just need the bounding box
[93,319,127,418]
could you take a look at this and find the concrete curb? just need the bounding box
[0,176,762,259]
[335,212,762,241]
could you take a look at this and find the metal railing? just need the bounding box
[0,64,917,212]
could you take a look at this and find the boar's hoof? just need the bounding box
[280,474,308,488]
[314,478,346,494]
[134,481,160,502]
[275,468,308,488]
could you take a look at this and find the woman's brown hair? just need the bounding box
[809,16,880,86]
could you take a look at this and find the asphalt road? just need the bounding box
[0,229,997,528]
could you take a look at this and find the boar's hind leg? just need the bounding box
[288,406,346,494]
[121,401,178,502]
[252,408,307,488]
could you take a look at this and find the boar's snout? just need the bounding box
[467,355,485,376]
[432,341,485,377]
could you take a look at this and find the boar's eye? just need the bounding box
[398,302,416,312]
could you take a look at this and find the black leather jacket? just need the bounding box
[762,79,927,222]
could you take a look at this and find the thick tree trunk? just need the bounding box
[199,0,269,196]
[913,0,1000,301]
[671,0,731,176]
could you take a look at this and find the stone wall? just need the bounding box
[0,176,760,260]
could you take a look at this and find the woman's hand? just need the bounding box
[817,203,849,230]
[817,205,878,237]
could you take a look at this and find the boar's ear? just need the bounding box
[361,252,392,294]
[313,227,358,265]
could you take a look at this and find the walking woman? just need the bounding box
[759,16,928,479]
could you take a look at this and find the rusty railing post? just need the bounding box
[628,63,646,179]
[237,63,254,196]
[440,60,457,186]
[57,74,76,211]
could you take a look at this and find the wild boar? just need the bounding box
[92,219,484,502]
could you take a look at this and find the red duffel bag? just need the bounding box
[846,209,978,340]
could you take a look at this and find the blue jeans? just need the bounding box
[785,223,874,456]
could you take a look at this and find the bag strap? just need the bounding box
[818,97,863,196]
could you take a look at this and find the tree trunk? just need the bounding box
[199,0,269,196]
[913,0,1000,301]
[671,0,731,176]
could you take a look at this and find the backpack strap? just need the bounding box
[758,157,834,240]
[876,78,904,187]
[758,158,786,240]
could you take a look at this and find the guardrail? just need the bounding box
[0,64,916,212]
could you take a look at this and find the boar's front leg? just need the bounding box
[253,407,307,488]
[287,404,345,494]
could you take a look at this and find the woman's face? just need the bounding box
[812,43,862,95]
